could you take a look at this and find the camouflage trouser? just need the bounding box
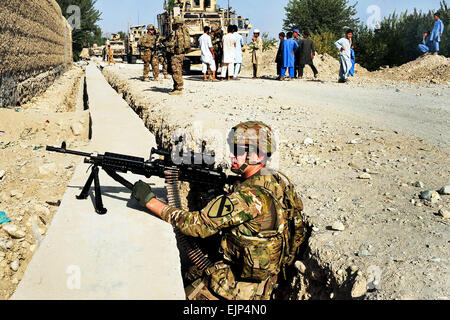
[170,54,184,91]
[151,55,161,79]
[159,55,168,76]
[142,50,159,80]
[185,262,276,300]
[142,50,151,79]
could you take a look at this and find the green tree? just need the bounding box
[118,31,127,40]
[283,0,360,35]
[310,31,339,58]
[261,32,278,52]
[55,0,102,61]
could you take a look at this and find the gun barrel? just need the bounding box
[46,145,91,158]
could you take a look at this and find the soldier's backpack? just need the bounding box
[276,172,306,268]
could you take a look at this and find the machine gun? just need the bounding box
[46,142,239,215]
[47,142,240,272]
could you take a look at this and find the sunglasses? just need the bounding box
[230,145,249,157]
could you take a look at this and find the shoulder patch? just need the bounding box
[208,196,235,218]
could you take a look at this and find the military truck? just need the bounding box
[89,43,104,57]
[106,34,127,61]
[125,25,147,64]
[157,0,252,73]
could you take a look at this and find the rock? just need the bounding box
[413,181,424,188]
[366,265,382,291]
[358,173,372,180]
[420,190,432,200]
[280,106,291,111]
[351,272,367,298]
[429,257,441,263]
[10,190,23,199]
[303,138,314,145]
[347,139,361,145]
[330,221,345,231]
[35,204,50,217]
[0,170,5,180]
[10,259,19,272]
[294,261,307,274]
[2,224,26,239]
[438,185,450,195]
[39,163,57,177]
[71,122,84,136]
[419,190,440,202]
[438,209,450,219]
[0,239,13,250]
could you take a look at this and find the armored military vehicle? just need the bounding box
[89,43,104,57]
[157,0,252,73]
[125,25,147,64]
[106,34,127,61]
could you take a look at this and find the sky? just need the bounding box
[94,0,444,37]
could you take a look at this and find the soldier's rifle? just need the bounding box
[47,142,239,272]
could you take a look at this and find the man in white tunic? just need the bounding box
[232,25,245,80]
[221,25,237,80]
[334,29,353,83]
[199,26,217,81]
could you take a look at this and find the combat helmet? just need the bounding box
[228,121,276,157]
[147,24,155,30]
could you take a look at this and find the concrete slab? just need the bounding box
[12,64,185,300]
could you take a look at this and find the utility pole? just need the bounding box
[227,0,230,25]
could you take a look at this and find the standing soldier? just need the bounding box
[165,16,191,95]
[130,121,307,300]
[155,28,170,79]
[138,24,159,82]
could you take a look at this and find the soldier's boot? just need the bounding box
[169,89,183,95]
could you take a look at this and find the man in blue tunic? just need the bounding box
[431,12,445,55]
[349,44,355,77]
[280,32,299,80]
[418,31,433,54]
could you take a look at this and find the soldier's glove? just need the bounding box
[131,180,156,207]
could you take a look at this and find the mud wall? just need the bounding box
[0,0,73,107]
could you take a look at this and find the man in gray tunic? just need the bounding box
[298,31,318,79]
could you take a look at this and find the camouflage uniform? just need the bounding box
[137,27,159,81]
[155,34,169,78]
[166,26,188,91]
[161,168,306,300]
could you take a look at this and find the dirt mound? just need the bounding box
[374,55,450,84]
